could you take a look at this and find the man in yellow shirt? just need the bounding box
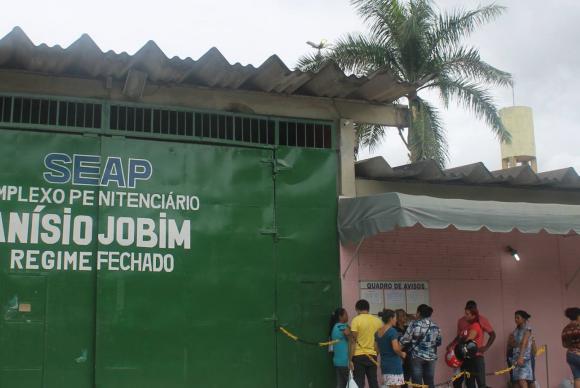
[349,299,383,388]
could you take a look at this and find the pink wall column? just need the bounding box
[340,226,580,388]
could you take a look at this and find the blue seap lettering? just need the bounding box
[127,159,153,188]
[73,154,101,186]
[42,153,153,188]
[44,153,72,184]
[100,157,126,188]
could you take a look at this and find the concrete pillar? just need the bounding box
[339,118,356,197]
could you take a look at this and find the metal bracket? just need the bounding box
[260,228,278,236]
[260,228,286,242]
[261,157,276,179]
[261,157,290,176]
[274,159,291,174]
[263,313,277,322]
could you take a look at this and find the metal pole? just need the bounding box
[565,264,580,289]
[342,238,365,279]
[545,344,550,388]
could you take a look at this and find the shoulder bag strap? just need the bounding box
[409,321,432,353]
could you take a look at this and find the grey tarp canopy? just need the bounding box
[338,192,580,243]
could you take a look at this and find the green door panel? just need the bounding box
[0,275,46,388]
[274,147,340,388]
[95,137,277,388]
[0,129,97,388]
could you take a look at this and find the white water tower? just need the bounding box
[499,106,538,172]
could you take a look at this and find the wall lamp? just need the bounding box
[507,246,520,261]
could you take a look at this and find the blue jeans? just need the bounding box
[568,351,580,380]
[410,357,436,388]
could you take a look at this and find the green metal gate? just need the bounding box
[0,94,340,388]
[0,130,98,388]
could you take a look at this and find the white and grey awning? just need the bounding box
[338,192,580,243]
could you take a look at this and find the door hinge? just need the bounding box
[260,228,278,236]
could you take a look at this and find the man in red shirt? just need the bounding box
[448,301,496,388]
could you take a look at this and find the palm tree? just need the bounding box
[297,0,512,166]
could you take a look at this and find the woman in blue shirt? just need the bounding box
[509,310,534,387]
[329,307,350,388]
[376,309,407,387]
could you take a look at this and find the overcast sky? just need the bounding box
[2,0,579,172]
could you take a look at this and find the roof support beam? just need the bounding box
[340,119,357,197]
[0,70,409,127]
[333,100,408,127]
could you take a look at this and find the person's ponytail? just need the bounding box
[329,308,346,337]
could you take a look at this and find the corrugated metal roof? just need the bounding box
[355,157,580,190]
[0,27,415,104]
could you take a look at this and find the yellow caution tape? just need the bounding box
[369,354,379,366]
[279,326,340,347]
[403,368,468,387]
[494,365,515,376]
[451,370,469,382]
[279,326,299,341]
[404,382,428,388]
[318,340,340,347]
[279,327,542,386]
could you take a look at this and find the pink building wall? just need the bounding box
[340,226,580,387]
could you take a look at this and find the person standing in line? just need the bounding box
[400,304,442,388]
[456,305,486,388]
[349,299,383,388]
[562,307,580,388]
[395,309,412,386]
[395,309,409,335]
[376,309,407,388]
[448,300,496,388]
[329,308,350,388]
[509,310,534,388]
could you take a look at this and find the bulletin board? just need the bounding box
[359,281,430,315]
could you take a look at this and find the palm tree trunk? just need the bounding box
[406,92,419,162]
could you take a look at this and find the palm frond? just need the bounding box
[399,0,435,81]
[355,123,387,156]
[330,32,402,77]
[408,97,448,167]
[435,76,511,143]
[436,46,512,87]
[430,3,506,51]
[295,52,328,72]
[351,0,407,53]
